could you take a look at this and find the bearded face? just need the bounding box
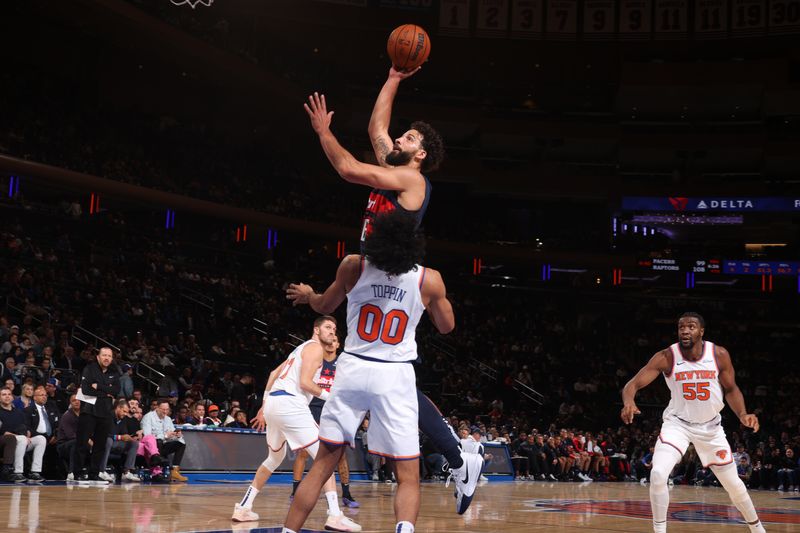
[385,148,414,167]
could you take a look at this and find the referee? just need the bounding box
[73,346,121,483]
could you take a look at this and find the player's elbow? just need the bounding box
[436,319,455,335]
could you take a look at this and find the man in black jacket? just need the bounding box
[0,386,45,482]
[73,347,121,484]
[0,387,26,482]
[24,385,60,479]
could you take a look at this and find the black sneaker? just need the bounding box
[11,473,27,484]
[27,473,45,484]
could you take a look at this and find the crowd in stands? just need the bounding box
[1,190,798,489]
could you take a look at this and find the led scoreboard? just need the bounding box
[638,259,800,275]
[637,258,722,273]
[723,261,800,275]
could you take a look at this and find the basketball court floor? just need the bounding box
[1,480,798,532]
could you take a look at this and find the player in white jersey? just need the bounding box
[284,210,456,533]
[232,316,361,532]
[621,312,766,533]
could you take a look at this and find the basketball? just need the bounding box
[387,24,431,71]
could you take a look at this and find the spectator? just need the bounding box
[777,447,798,492]
[141,400,188,482]
[0,356,19,385]
[225,410,248,428]
[99,399,141,482]
[12,382,34,410]
[187,403,205,425]
[636,445,654,482]
[57,394,81,481]
[24,385,59,478]
[118,364,134,399]
[204,404,223,426]
[45,378,68,413]
[0,387,45,482]
[737,454,753,486]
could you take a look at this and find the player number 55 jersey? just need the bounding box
[663,341,725,424]
[345,259,426,363]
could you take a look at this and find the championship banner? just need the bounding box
[730,0,767,37]
[583,0,616,40]
[653,0,688,39]
[619,0,652,40]
[621,197,800,212]
[694,0,728,39]
[476,0,509,37]
[510,0,544,39]
[545,0,578,39]
[768,0,800,36]
[439,0,472,36]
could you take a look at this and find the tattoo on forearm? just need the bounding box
[373,137,391,161]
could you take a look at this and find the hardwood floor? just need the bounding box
[0,480,798,532]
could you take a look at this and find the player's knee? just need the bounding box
[650,466,669,487]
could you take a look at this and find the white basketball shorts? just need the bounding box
[319,353,420,460]
[657,414,733,467]
[264,393,319,452]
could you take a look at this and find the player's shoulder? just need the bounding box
[711,344,732,364]
[653,347,674,371]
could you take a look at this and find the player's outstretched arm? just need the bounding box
[620,350,671,424]
[716,346,760,433]
[286,254,361,314]
[305,92,421,191]
[421,268,455,334]
[368,66,421,167]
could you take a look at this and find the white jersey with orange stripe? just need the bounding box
[270,340,322,405]
[344,258,426,363]
[662,341,725,424]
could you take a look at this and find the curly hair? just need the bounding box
[363,210,426,277]
[411,120,445,173]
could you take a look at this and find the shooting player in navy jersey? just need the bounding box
[304,70,480,514]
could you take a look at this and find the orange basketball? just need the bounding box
[387,24,431,71]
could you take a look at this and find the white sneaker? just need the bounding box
[66,473,75,482]
[231,503,259,522]
[580,473,593,482]
[447,451,484,515]
[98,471,115,483]
[324,512,362,532]
[121,471,141,482]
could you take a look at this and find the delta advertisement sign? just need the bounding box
[621,197,800,212]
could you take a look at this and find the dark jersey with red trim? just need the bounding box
[309,355,337,409]
[359,175,432,251]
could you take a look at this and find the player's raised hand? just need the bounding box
[739,413,760,433]
[620,403,641,425]
[286,283,314,306]
[389,65,421,80]
[303,92,334,134]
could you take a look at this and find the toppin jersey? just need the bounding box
[271,340,322,405]
[344,258,426,363]
[663,341,725,424]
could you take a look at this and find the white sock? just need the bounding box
[748,521,766,533]
[281,529,297,533]
[653,520,666,533]
[325,491,341,516]
[239,485,259,509]
[396,521,415,533]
